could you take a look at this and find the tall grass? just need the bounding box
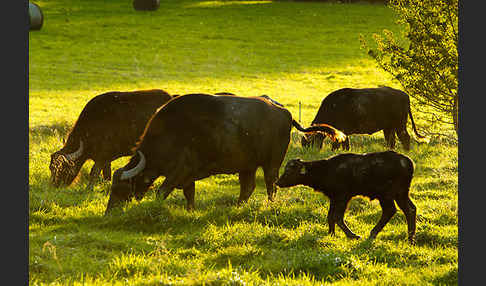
[29,0,457,285]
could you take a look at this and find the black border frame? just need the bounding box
[9,0,29,285]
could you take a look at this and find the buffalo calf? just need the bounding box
[276,151,417,244]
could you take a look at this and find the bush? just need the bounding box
[362,0,458,140]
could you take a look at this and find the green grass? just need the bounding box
[29,1,457,285]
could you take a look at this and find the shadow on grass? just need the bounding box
[432,267,458,285]
[356,209,408,227]
[29,186,455,283]
[31,186,326,236]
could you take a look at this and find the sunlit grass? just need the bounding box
[187,1,274,8]
[29,0,457,285]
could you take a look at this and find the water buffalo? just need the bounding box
[105,93,346,213]
[276,150,417,244]
[49,89,172,189]
[301,86,424,151]
[214,93,284,107]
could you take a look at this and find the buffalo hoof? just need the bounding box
[186,204,195,211]
[408,236,416,245]
[267,195,275,202]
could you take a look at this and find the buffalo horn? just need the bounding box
[120,151,146,180]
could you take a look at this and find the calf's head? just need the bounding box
[49,140,84,187]
[276,159,307,188]
[105,151,154,214]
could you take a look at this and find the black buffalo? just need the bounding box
[214,93,284,107]
[49,89,172,188]
[276,151,417,244]
[105,93,347,213]
[301,86,424,151]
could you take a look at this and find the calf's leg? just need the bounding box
[335,199,361,239]
[395,194,417,244]
[328,198,360,239]
[327,202,336,236]
[369,198,397,240]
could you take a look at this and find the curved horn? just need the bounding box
[65,140,84,161]
[120,151,146,180]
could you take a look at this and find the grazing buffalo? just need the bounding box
[49,89,172,189]
[214,93,284,107]
[301,86,424,151]
[104,93,347,213]
[276,150,417,244]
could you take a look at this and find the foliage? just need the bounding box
[362,0,458,140]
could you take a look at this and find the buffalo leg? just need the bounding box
[183,181,196,211]
[237,170,256,205]
[331,141,340,151]
[307,133,324,150]
[343,136,350,151]
[327,201,337,236]
[263,166,279,202]
[396,127,411,151]
[102,162,111,181]
[161,187,176,200]
[333,136,350,150]
[157,177,176,200]
[315,133,325,150]
[395,194,417,244]
[155,174,180,200]
[383,128,396,149]
[369,198,397,240]
[87,162,103,189]
[334,199,361,239]
[157,159,191,200]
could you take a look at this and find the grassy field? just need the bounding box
[29,0,458,285]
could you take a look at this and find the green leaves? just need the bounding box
[363,0,459,139]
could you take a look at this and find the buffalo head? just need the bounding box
[276,159,307,188]
[105,151,154,214]
[49,140,84,187]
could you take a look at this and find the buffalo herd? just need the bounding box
[49,87,423,244]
